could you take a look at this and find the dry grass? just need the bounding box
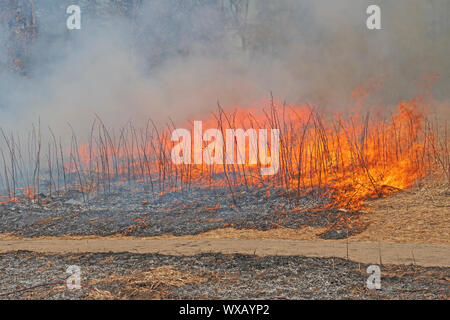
[86,265,212,300]
[32,217,62,226]
[351,181,450,244]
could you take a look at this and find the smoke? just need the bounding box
[0,0,448,138]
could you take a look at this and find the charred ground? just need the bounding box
[0,251,448,300]
[0,184,364,240]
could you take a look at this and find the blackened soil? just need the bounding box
[0,184,363,239]
[0,251,448,300]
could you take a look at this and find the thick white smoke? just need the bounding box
[0,0,448,139]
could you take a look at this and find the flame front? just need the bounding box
[1,93,445,211]
[53,96,440,210]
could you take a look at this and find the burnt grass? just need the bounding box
[0,183,364,239]
[0,251,448,300]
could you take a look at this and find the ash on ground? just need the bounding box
[0,183,362,239]
[0,251,448,300]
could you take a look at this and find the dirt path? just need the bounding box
[1,238,449,267]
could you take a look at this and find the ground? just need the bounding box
[0,252,448,300]
[0,182,448,299]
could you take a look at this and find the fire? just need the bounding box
[0,94,446,211]
[64,97,430,209]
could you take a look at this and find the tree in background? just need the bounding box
[0,0,37,75]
